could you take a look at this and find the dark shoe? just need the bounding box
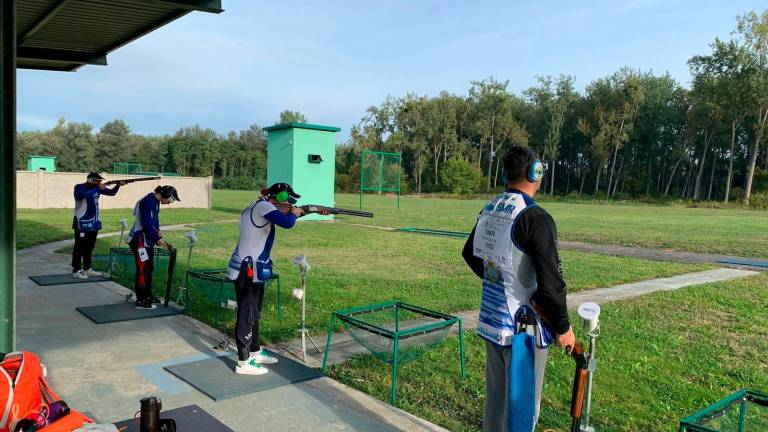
[134,299,156,310]
[150,296,162,304]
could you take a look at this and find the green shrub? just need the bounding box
[440,158,483,195]
[748,191,768,210]
[729,187,744,200]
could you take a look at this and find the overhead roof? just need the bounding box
[16,0,223,72]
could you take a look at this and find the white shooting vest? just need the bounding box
[473,191,551,348]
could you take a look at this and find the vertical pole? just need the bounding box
[583,335,597,430]
[378,154,384,196]
[737,397,747,432]
[0,0,17,353]
[391,333,399,405]
[321,313,336,372]
[300,269,307,363]
[359,152,364,210]
[397,154,401,210]
[458,319,465,379]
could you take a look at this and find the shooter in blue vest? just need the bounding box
[71,172,124,279]
[462,146,575,432]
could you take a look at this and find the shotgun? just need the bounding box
[570,342,588,432]
[300,204,373,218]
[104,176,161,185]
[275,203,374,218]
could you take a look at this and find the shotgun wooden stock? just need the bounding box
[570,342,588,432]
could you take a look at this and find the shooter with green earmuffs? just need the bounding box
[227,183,305,376]
[462,145,574,432]
[126,185,180,310]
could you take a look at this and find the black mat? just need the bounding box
[164,351,323,401]
[76,302,183,324]
[114,404,234,432]
[29,274,110,286]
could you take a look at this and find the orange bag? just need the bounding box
[0,351,91,432]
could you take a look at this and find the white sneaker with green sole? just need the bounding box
[249,349,278,365]
[235,359,268,376]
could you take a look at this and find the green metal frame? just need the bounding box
[679,389,768,432]
[185,268,282,327]
[321,301,465,405]
[359,150,402,210]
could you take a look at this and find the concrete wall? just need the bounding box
[17,171,212,209]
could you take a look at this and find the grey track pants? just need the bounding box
[483,339,549,432]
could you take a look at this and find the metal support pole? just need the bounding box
[0,0,17,353]
[391,333,399,405]
[458,319,465,379]
[300,268,307,363]
[581,335,597,432]
[320,313,336,372]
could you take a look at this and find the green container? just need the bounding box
[27,156,56,172]
[264,123,340,221]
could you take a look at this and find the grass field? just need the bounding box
[328,273,768,432]
[20,189,768,257]
[31,189,765,431]
[74,221,709,343]
[16,207,234,250]
[343,193,768,258]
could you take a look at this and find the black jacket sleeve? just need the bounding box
[462,225,485,279]
[514,206,570,335]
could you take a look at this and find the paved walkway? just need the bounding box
[559,240,768,271]
[16,240,447,432]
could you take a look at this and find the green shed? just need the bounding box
[27,156,56,172]
[264,123,340,221]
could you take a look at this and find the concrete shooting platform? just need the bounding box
[15,238,448,432]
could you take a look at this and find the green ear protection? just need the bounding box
[274,190,290,202]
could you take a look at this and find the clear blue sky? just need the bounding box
[17,0,766,140]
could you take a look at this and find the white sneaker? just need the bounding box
[85,269,102,277]
[235,359,268,376]
[249,349,278,365]
[72,270,88,280]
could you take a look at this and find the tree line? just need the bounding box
[16,10,768,206]
[16,110,307,190]
[339,9,768,205]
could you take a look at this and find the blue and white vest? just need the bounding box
[473,191,552,348]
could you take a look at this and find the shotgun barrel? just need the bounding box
[300,205,374,218]
[104,176,161,185]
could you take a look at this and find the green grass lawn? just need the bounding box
[20,189,768,257]
[334,193,768,258]
[328,273,768,432]
[72,220,708,343]
[16,207,234,250]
